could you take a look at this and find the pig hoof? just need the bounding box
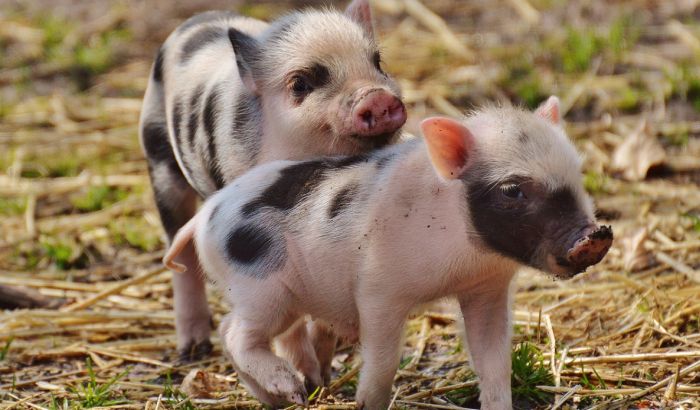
[265,374,307,406]
[304,377,320,398]
[178,339,213,362]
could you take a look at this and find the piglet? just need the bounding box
[139,0,406,359]
[164,97,613,409]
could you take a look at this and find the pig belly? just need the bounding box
[283,252,360,339]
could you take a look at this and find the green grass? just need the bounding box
[511,342,554,405]
[682,212,700,233]
[399,355,414,369]
[40,236,85,270]
[71,186,128,212]
[36,14,130,90]
[561,27,602,73]
[0,338,13,361]
[583,171,609,194]
[444,384,480,406]
[48,396,70,410]
[68,358,130,408]
[161,372,195,410]
[109,217,162,252]
[0,197,27,216]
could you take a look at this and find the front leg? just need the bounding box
[457,273,515,410]
[356,299,407,410]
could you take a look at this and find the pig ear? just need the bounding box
[345,0,375,39]
[535,96,562,126]
[420,117,475,180]
[228,28,261,94]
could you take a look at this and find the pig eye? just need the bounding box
[291,76,313,99]
[372,52,385,74]
[500,184,525,200]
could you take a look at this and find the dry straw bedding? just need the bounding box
[1,0,700,408]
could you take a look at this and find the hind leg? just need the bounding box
[220,309,307,406]
[142,118,212,360]
[275,319,323,390]
[308,321,337,386]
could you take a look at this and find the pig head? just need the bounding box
[425,96,613,279]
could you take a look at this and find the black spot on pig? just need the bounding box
[232,93,262,159]
[181,27,224,64]
[203,86,226,189]
[308,63,331,88]
[142,121,173,164]
[226,224,273,264]
[518,131,529,144]
[172,100,184,147]
[329,183,359,219]
[152,47,165,82]
[170,100,197,186]
[242,155,368,216]
[187,84,205,146]
[177,11,237,33]
[225,223,285,276]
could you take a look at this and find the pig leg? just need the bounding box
[308,320,337,386]
[275,319,324,390]
[220,309,307,406]
[457,274,515,410]
[355,300,407,410]
[143,135,212,360]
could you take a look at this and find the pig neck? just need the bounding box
[374,141,519,297]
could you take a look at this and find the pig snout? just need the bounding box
[351,89,406,137]
[563,224,613,274]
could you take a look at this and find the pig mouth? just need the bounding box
[347,131,396,150]
[551,225,614,278]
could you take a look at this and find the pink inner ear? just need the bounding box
[421,117,473,179]
[535,96,561,125]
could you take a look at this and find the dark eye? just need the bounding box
[372,52,384,73]
[500,184,525,200]
[291,76,313,98]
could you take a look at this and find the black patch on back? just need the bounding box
[177,10,237,33]
[518,132,529,144]
[202,86,226,190]
[226,223,274,265]
[187,84,205,146]
[152,47,165,82]
[242,155,369,216]
[328,183,359,219]
[180,27,224,64]
[464,166,586,268]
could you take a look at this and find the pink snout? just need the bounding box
[351,89,406,137]
[566,225,613,274]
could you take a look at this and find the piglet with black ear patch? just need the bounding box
[163,97,612,409]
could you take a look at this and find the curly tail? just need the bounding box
[163,215,199,273]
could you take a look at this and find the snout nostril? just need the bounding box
[360,110,373,128]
